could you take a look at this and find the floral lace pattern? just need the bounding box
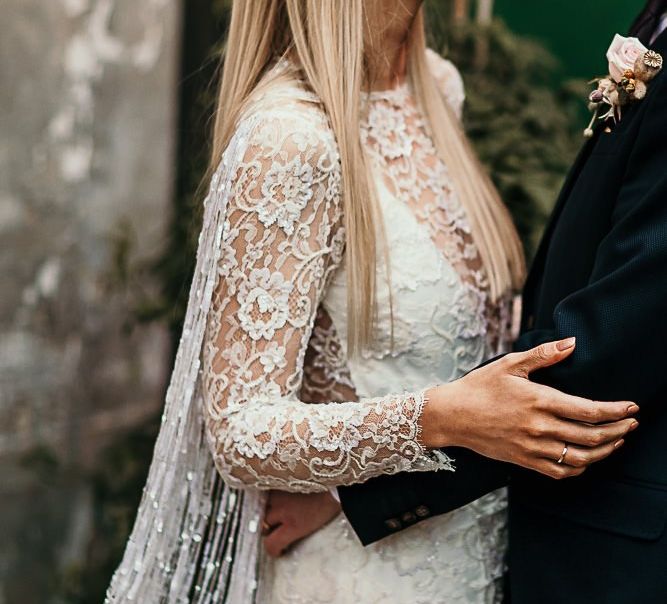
[268,491,507,604]
[202,102,452,494]
[362,49,492,335]
[201,51,511,603]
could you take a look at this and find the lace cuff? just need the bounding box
[207,389,454,493]
[411,388,456,473]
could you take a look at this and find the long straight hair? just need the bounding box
[211,0,525,355]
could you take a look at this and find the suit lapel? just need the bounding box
[523,28,667,312]
[522,135,597,303]
[651,24,667,55]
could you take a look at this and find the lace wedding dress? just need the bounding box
[106,50,512,604]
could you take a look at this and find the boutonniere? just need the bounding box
[584,34,663,137]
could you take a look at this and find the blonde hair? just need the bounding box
[211,0,525,354]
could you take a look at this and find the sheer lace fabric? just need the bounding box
[201,97,454,494]
[262,52,512,603]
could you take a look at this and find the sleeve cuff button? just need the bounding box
[384,518,402,531]
[415,505,430,518]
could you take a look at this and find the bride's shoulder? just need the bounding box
[237,70,336,150]
[218,72,340,189]
[425,48,465,119]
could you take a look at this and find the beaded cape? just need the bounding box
[105,114,267,603]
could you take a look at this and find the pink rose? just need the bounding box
[606,34,648,82]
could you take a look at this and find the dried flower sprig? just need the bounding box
[584,35,662,137]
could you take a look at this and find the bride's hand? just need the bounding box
[421,338,639,479]
[262,490,341,558]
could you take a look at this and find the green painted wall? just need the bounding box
[495,1,643,79]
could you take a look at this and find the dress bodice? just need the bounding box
[267,54,510,604]
[323,62,511,398]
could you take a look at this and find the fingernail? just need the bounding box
[629,420,639,431]
[614,439,624,449]
[626,404,639,414]
[556,337,576,351]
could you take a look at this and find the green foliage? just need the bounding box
[426,9,587,255]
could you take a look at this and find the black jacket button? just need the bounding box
[401,511,416,524]
[384,518,402,531]
[415,505,430,518]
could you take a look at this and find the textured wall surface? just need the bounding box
[0,0,181,600]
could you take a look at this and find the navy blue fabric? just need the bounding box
[630,0,667,42]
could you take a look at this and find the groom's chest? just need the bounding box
[526,31,667,325]
[525,112,643,323]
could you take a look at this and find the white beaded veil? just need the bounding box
[105,114,266,604]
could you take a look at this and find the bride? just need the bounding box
[106,1,638,602]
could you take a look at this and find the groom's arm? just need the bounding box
[338,448,509,545]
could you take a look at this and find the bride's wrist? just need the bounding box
[420,383,465,449]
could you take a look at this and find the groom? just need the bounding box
[265,3,667,602]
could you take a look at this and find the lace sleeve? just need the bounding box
[426,48,465,119]
[201,108,452,493]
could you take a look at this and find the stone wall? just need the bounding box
[0,0,181,601]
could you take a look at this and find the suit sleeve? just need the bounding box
[515,78,667,409]
[338,448,509,545]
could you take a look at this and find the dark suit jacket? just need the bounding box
[339,30,667,604]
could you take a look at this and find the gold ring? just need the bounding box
[557,445,569,465]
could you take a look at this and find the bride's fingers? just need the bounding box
[261,520,279,536]
[545,393,638,424]
[550,440,625,468]
[546,417,638,447]
[504,338,576,378]
[264,524,297,558]
[530,457,587,480]
[264,505,285,529]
